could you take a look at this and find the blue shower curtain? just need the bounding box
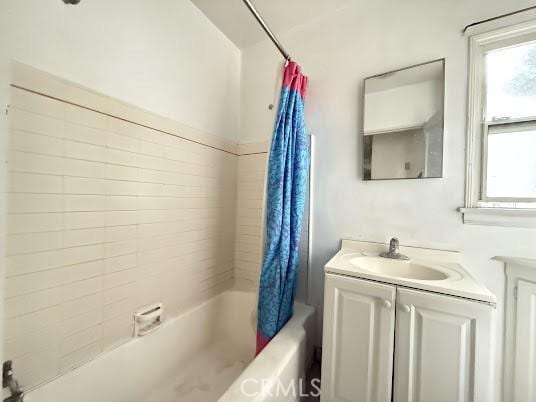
[256,61,310,354]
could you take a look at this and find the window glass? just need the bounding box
[486,42,536,121]
[486,128,536,198]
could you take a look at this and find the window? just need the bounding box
[484,42,536,203]
[463,20,536,227]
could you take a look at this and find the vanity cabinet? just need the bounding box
[321,273,493,402]
[322,274,396,402]
[393,287,493,402]
[502,257,536,402]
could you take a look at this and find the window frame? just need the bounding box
[463,19,536,227]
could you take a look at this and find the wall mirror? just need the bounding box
[363,59,445,180]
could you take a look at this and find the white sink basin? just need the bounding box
[343,255,460,281]
[326,240,496,304]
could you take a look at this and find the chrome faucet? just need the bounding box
[3,361,24,402]
[380,238,409,260]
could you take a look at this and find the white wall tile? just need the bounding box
[139,139,163,157]
[7,250,63,277]
[105,226,137,243]
[101,317,132,351]
[5,325,58,361]
[9,151,63,175]
[6,269,65,298]
[8,231,62,255]
[63,228,105,248]
[103,282,136,305]
[107,132,138,153]
[234,153,266,291]
[60,325,101,357]
[106,179,139,196]
[105,210,138,227]
[6,86,238,390]
[9,173,62,194]
[10,129,64,156]
[9,194,63,214]
[64,212,105,230]
[61,293,101,320]
[65,122,106,146]
[107,195,138,211]
[61,277,102,302]
[61,244,104,266]
[64,177,107,195]
[9,108,64,138]
[105,239,137,258]
[64,195,107,212]
[106,148,138,167]
[6,287,61,318]
[17,348,59,389]
[65,104,107,130]
[64,158,106,179]
[8,213,63,234]
[59,342,101,374]
[63,260,104,284]
[61,305,102,337]
[10,87,64,119]
[65,140,106,163]
[106,164,138,181]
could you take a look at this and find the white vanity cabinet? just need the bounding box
[393,287,493,402]
[322,274,396,402]
[501,257,536,402]
[321,273,494,402]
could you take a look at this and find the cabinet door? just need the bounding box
[513,279,536,401]
[393,288,493,402]
[321,273,396,402]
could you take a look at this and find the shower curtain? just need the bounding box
[256,61,310,355]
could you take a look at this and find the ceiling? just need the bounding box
[190,0,351,48]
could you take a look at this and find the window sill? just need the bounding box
[459,207,536,228]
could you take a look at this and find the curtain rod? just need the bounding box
[463,5,536,33]
[241,0,292,61]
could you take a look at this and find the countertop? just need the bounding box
[325,239,496,305]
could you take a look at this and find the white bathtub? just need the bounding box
[26,290,315,402]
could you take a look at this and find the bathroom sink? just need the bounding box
[326,240,496,304]
[344,255,456,281]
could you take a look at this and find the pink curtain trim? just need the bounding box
[283,61,308,99]
[256,332,271,356]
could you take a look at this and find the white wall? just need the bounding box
[240,0,536,398]
[3,0,241,141]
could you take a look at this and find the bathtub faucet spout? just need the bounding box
[3,361,24,402]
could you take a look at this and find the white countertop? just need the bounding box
[325,240,496,305]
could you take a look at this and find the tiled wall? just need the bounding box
[233,141,310,300]
[234,151,267,291]
[5,77,237,388]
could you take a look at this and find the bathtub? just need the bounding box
[26,290,315,402]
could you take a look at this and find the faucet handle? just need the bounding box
[3,360,23,402]
[389,237,400,253]
[3,361,13,388]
